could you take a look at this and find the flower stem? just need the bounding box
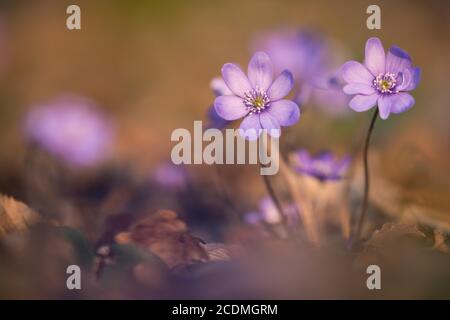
[259,134,289,234]
[354,108,378,243]
[260,165,289,232]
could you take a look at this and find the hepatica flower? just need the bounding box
[292,150,351,182]
[214,52,300,140]
[342,37,421,119]
[254,30,349,115]
[25,95,114,167]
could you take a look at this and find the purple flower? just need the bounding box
[153,163,188,189]
[254,30,350,115]
[244,197,298,226]
[292,150,351,182]
[24,95,114,167]
[214,52,300,140]
[342,37,421,119]
[206,77,233,130]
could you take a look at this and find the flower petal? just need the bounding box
[221,63,252,97]
[260,112,281,138]
[214,96,248,120]
[268,70,294,100]
[343,83,376,95]
[400,67,421,91]
[341,61,374,84]
[248,52,273,91]
[377,95,393,119]
[239,113,262,141]
[210,77,233,96]
[386,46,412,74]
[349,93,379,112]
[364,37,386,76]
[267,99,300,126]
[390,92,415,114]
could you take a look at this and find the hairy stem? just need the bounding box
[354,108,379,243]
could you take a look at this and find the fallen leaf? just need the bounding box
[432,229,449,253]
[364,223,427,251]
[0,194,40,237]
[115,210,208,269]
[202,243,243,262]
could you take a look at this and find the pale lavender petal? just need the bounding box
[222,63,252,97]
[377,95,393,119]
[390,92,415,114]
[268,70,294,100]
[267,99,300,126]
[343,83,376,95]
[210,77,233,96]
[403,67,421,91]
[244,211,262,225]
[395,69,411,92]
[260,112,281,138]
[349,93,379,112]
[214,96,248,120]
[364,37,385,76]
[386,46,412,74]
[260,197,281,224]
[248,52,273,91]
[239,113,262,141]
[341,61,374,85]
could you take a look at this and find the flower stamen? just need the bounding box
[373,73,397,94]
[243,86,270,114]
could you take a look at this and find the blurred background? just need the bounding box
[0,0,449,299]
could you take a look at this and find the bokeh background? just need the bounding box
[0,0,449,299]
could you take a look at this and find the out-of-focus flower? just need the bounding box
[214,52,300,140]
[153,162,188,189]
[341,37,421,119]
[206,77,233,129]
[244,197,298,226]
[24,95,114,167]
[292,150,351,182]
[310,70,351,117]
[254,29,349,115]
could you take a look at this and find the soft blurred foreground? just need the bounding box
[0,0,449,299]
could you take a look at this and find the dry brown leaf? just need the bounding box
[115,210,208,269]
[432,229,449,253]
[0,194,40,237]
[353,150,450,234]
[364,223,426,251]
[202,243,243,262]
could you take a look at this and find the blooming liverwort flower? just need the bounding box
[214,52,300,140]
[24,95,114,167]
[292,150,351,182]
[254,30,350,115]
[342,37,421,119]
